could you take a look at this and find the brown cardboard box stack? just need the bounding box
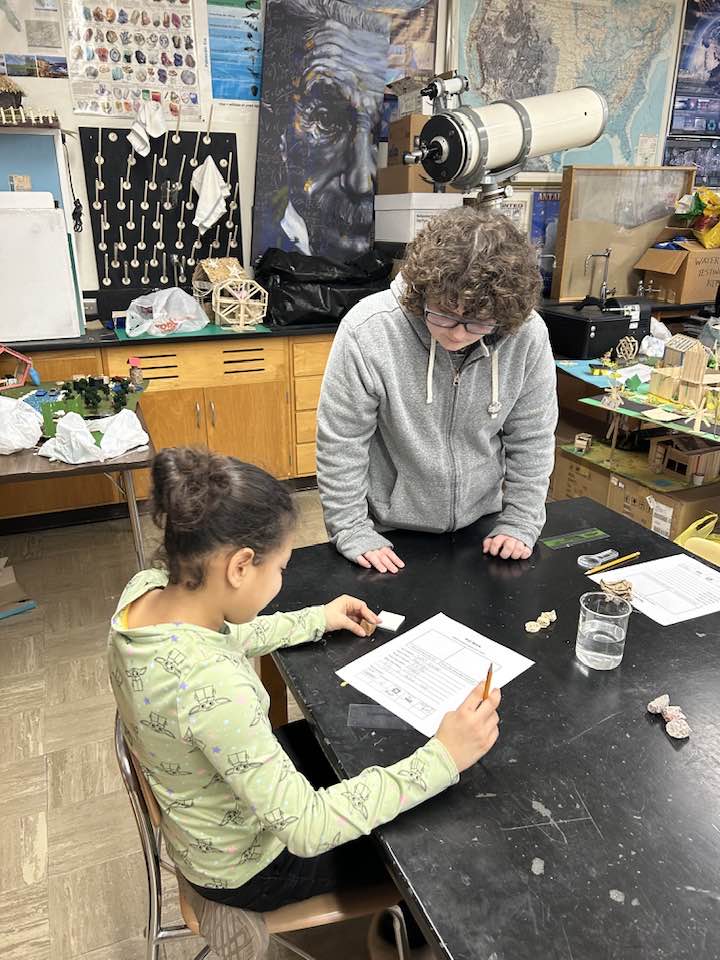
[377,164,437,195]
[552,448,720,541]
[606,475,720,541]
[377,114,461,195]
[550,450,610,504]
[387,114,428,166]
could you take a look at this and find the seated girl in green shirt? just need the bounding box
[108,447,501,914]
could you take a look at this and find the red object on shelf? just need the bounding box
[0,345,33,392]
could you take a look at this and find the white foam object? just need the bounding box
[378,611,405,632]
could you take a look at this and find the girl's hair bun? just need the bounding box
[151,447,213,531]
[150,446,296,589]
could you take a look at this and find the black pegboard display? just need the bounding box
[79,126,243,321]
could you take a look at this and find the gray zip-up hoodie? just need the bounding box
[316,274,558,561]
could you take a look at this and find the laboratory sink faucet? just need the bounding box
[584,247,615,307]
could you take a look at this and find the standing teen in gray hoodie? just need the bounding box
[316,207,558,574]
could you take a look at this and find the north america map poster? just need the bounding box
[458,0,684,171]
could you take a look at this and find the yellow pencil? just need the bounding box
[585,551,640,576]
[482,666,493,701]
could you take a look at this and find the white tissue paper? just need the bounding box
[191,155,230,234]
[0,396,43,455]
[127,102,168,157]
[641,317,673,359]
[38,410,148,465]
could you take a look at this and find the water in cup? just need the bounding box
[576,618,626,669]
[575,592,632,671]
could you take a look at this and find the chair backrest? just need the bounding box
[114,712,165,897]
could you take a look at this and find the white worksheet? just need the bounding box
[590,554,720,626]
[337,613,534,738]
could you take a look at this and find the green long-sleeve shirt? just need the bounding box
[108,569,459,889]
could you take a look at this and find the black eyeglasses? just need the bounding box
[424,307,498,335]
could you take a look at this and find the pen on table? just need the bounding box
[585,551,640,576]
[482,666,493,701]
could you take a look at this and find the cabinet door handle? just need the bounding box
[195,401,201,428]
[210,400,216,427]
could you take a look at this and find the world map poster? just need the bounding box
[458,0,684,171]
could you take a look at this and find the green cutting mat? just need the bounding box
[116,323,271,341]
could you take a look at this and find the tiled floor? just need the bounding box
[0,492,376,960]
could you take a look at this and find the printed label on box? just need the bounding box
[413,212,435,234]
[651,502,674,539]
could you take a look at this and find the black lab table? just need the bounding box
[270,498,720,960]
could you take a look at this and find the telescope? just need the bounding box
[403,75,608,200]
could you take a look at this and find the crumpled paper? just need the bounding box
[0,396,43,455]
[38,410,148,464]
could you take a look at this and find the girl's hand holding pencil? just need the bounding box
[436,667,501,773]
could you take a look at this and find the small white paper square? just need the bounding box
[378,610,405,632]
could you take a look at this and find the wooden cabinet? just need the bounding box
[27,348,104,382]
[295,409,316,444]
[290,336,334,477]
[131,387,207,499]
[205,381,292,479]
[1,332,335,520]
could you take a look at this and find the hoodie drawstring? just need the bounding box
[488,349,502,419]
[426,338,502,417]
[426,337,436,404]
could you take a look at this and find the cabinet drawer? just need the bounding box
[1,348,103,382]
[103,338,289,387]
[294,375,323,411]
[292,338,333,377]
[295,409,317,444]
[295,442,317,476]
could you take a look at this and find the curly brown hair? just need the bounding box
[399,206,542,335]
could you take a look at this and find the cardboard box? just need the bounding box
[607,475,720,540]
[0,557,36,621]
[634,238,720,304]
[377,164,436,195]
[374,192,464,243]
[377,164,463,195]
[388,114,429,166]
[550,449,610,505]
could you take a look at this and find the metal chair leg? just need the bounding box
[385,905,411,960]
[146,885,161,960]
[272,934,318,960]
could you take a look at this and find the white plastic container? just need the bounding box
[374,192,464,244]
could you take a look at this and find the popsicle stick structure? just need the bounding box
[192,257,267,331]
[0,345,33,391]
[648,336,714,408]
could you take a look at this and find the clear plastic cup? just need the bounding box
[575,592,632,670]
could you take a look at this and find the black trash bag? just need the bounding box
[254,248,393,326]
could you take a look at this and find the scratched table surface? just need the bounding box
[270,498,720,960]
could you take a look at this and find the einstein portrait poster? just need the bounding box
[251,0,392,263]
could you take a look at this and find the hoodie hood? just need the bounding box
[390,273,500,410]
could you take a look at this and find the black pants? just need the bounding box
[189,720,388,912]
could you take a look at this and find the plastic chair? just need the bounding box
[114,714,406,960]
